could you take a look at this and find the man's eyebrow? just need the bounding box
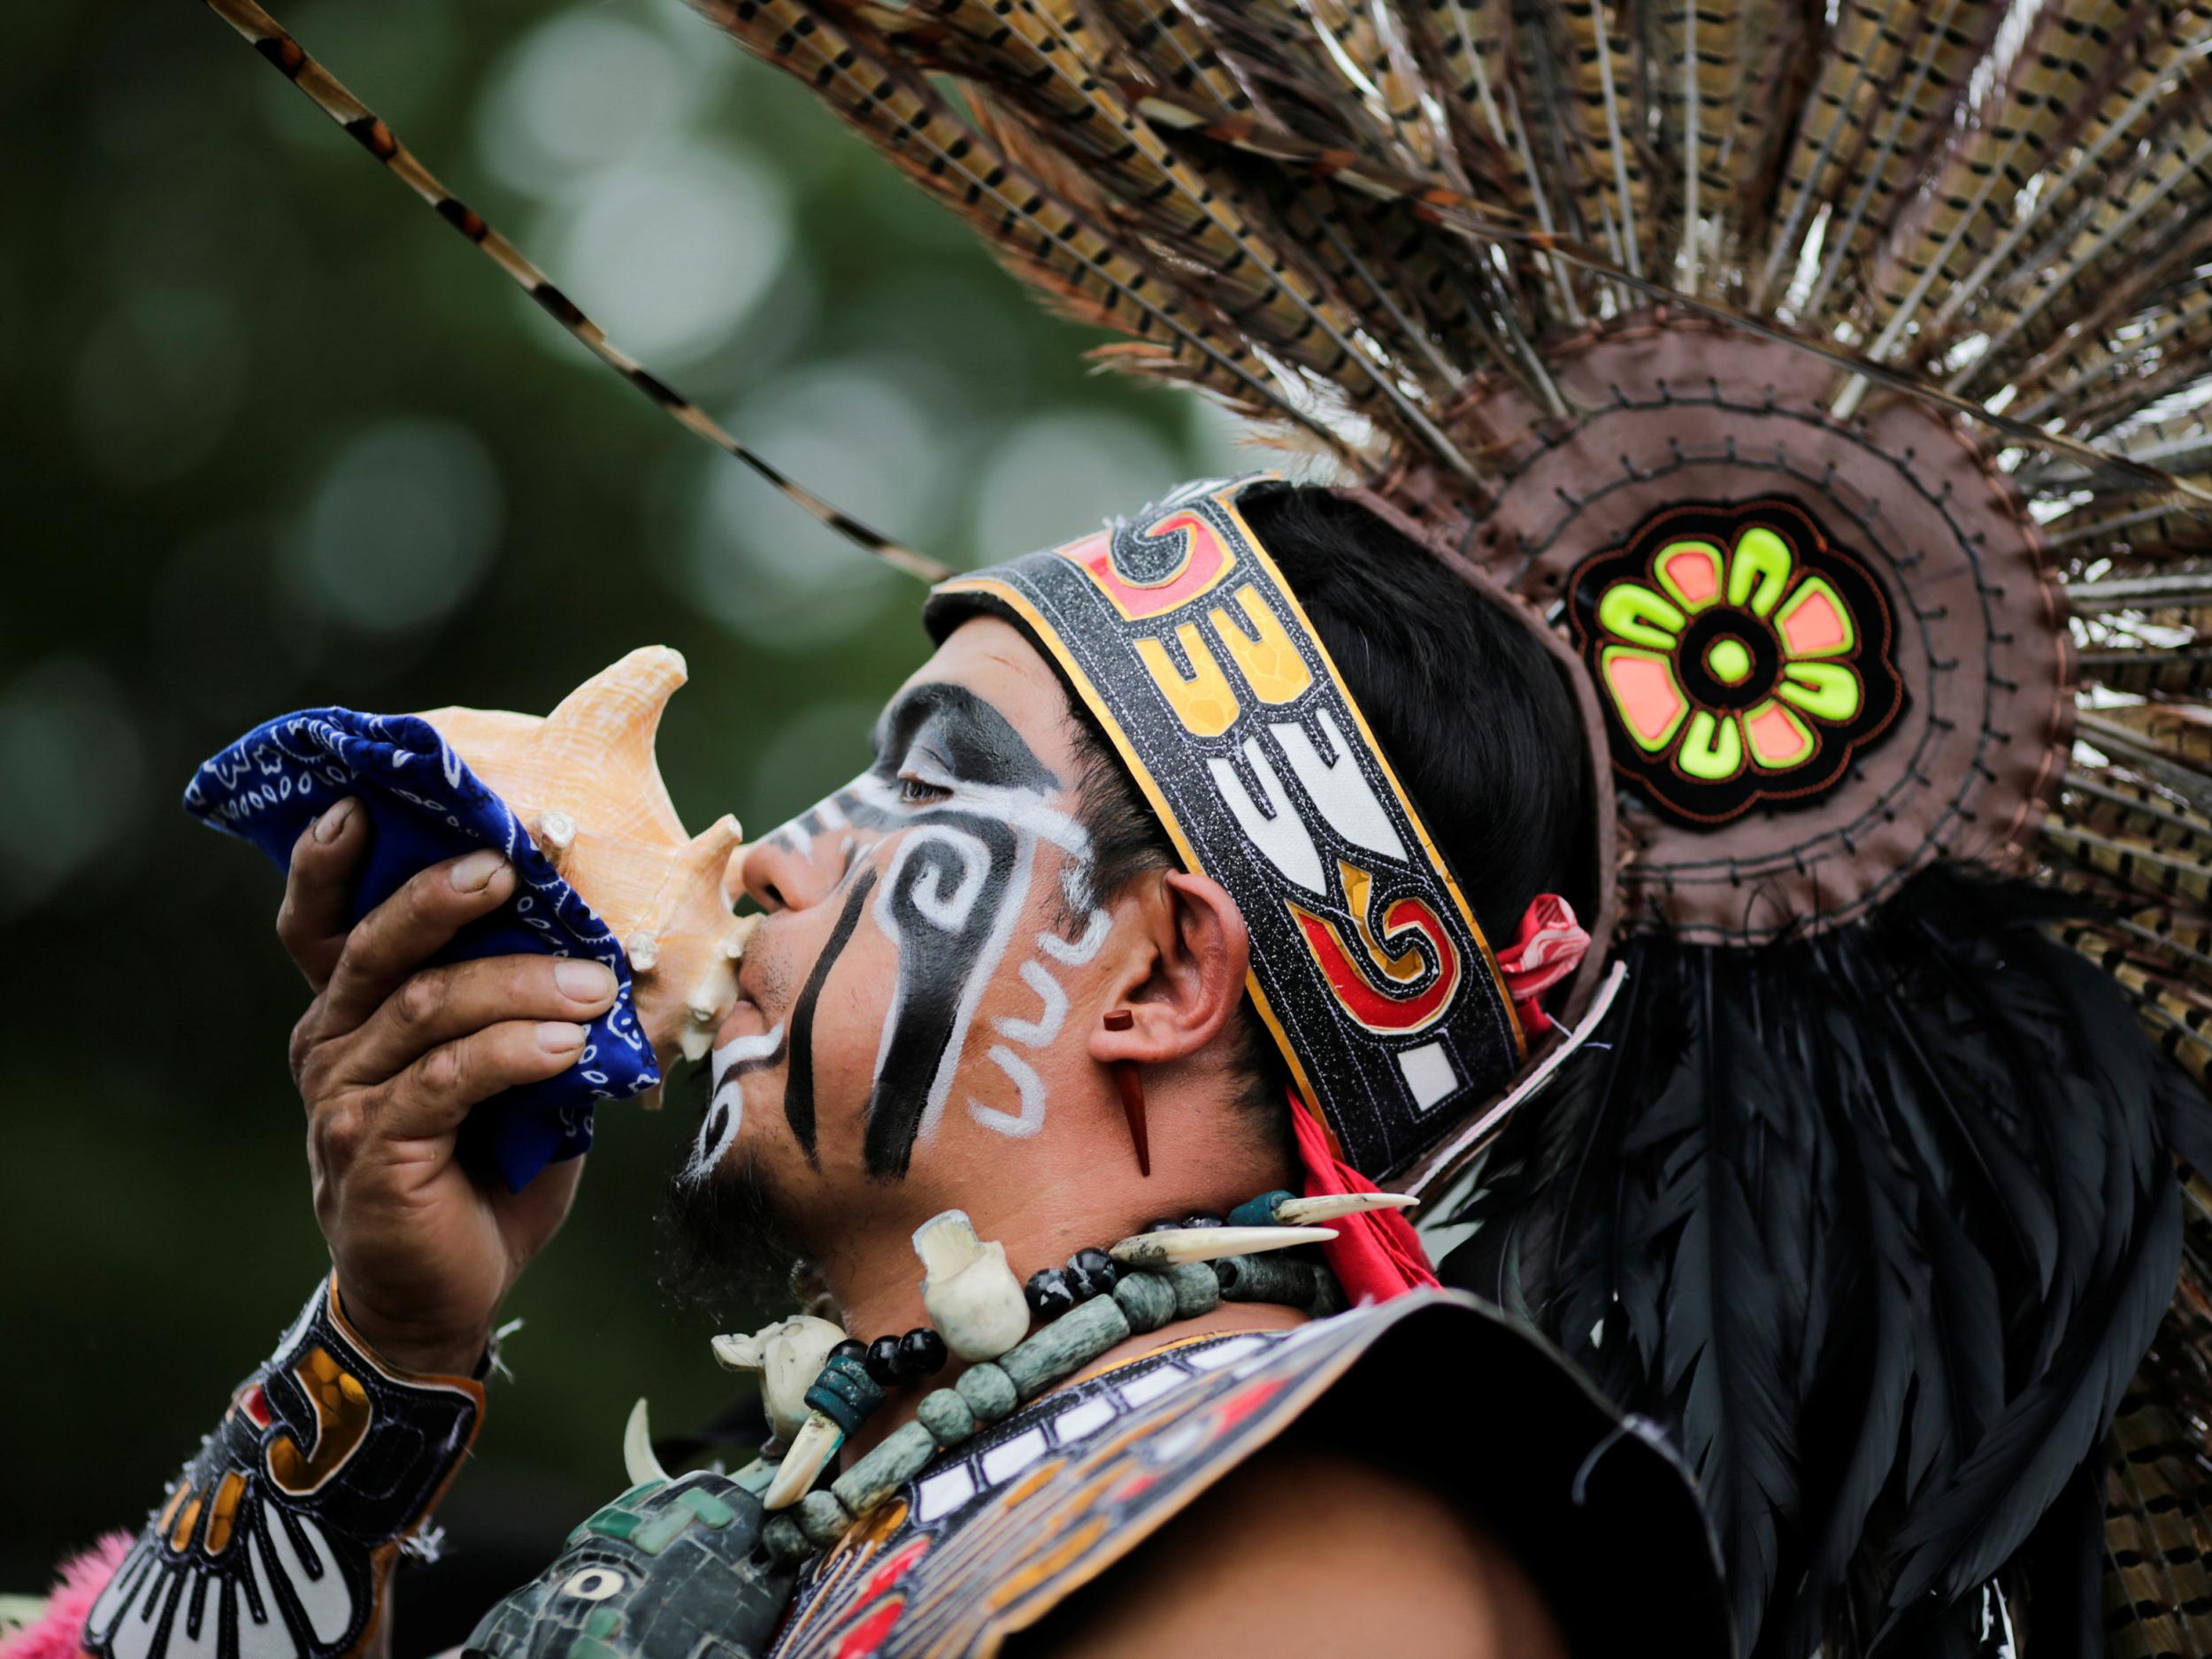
[870,681,1058,789]
[869,683,939,765]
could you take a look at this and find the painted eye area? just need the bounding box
[897,773,952,805]
[560,1568,626,1601]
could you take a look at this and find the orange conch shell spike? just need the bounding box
[416,647,748,1077]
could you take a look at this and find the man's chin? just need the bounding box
[654,1140,806,1323]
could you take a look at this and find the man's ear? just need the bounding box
[1088,871,1249,1066]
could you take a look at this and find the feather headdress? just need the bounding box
[198,0,2212,1653]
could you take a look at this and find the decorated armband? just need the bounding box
[81,1278,483,1659]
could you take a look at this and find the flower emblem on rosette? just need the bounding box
[1567,498,1906,826]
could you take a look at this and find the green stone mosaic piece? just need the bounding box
[631,1503,695,1555]
[677,1486,738,1529]
[578,1509,641,1544]
[581,1608,621,1640]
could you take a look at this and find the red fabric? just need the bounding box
[0,1534,132,1659]
[1288,1097,1438,1302]
[1494,893,1589,1036]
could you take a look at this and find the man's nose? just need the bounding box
[729,824,850,913]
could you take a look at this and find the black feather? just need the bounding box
[1442,869,2186,1659]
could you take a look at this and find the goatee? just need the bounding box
[655,1081,806,1324]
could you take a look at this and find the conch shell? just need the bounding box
[418,646,751,1069]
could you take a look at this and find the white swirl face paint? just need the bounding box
[686,1023,787,1183]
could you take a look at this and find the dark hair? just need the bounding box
[1063,480,1594,1108]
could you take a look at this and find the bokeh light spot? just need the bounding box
[0,657,147,921]
[540,147,788,367]
[474,12,700,197]
[288,419,503,635]
[971,411,1184,557]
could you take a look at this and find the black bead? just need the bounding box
[828,1338,866,1363]
[1144,1217,1183,1233]
[1025,1267,1077,1319]
[1068,1248,1118,1298]
[864,1334,903,1386]
[898,1327,948,1379]
[1181,1212,1225,1229]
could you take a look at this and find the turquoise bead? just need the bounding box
[1227,1190,1295,1228]
[804,1353,885,1434]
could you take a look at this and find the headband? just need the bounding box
[926,476,1524,1179]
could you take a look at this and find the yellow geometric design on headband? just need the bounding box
[1135,624,1240,737]
[1211,585,1313,705]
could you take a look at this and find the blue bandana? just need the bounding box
[183,709,657,1190]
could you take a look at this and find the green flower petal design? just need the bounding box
[1597,580,1686,649]
[1778,661,1863,722]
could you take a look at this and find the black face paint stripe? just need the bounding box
[783,865,879,1165]
[870,682,1059,791]
[864,811,1020,1178]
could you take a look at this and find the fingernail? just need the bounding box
[313,799,357,843]
[538,1021,587,1054]
[556,960,617,1002]
[451,849,507,893]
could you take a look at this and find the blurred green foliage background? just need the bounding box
[0,0,1236,1633]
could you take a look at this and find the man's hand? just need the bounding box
[279,796,617,1376]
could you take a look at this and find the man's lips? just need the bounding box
[715,931,777,1043]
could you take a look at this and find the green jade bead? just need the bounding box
[955,1362,1018,1424]
[917,1387,977,1447]
[795,1489,854,1549]
[830,1420,940,1517]
[1111,1269,1176,1333]
[1000,1294,1133,1402]
[1216,1253,1320,1308]
[1166,1261,1220,1318]
[764,1514,813,1567]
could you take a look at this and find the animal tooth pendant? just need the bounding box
[913,1210,1031,1362]
[761,1414,843,1511]
[417,647,751,1074]
[1108,1225,1339,1270]
[710,1314,849,1441]
[1274,1192,1417,1225]
[1225,1190,1419,1227]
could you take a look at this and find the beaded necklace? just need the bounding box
[684,1189,1415,1563]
